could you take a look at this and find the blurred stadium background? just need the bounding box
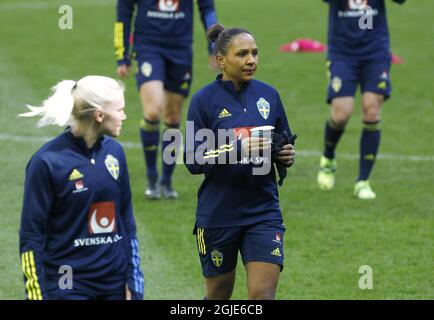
[0,0,432,299]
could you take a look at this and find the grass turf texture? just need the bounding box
[0,0,432,299]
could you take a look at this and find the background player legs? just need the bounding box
[355,92,383,198]
[330,97,354,129]
[327,96,354,158]
[139,80,165,199]
[318,97,354,190]
[205,270,236,300]
[160,91,184,198]
[354,92,384,199]
[245,262,280,300]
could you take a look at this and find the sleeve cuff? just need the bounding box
[117,59,131,66]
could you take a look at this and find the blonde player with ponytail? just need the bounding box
[19,76,144,300]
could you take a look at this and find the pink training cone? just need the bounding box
[280,38,327,53]
[391,53,405,64]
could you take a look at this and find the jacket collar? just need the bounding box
[216,74,252,96]
[64,127,105,153]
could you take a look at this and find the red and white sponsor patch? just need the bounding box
[158,0,179,12]
[75,180,84,190]
[88,202,116,234]
[233,127,255,140]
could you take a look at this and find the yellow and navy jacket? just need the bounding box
[323,0,406,60]
[19,130,144,299]
[184,75,292,228]
[115,0,218,65]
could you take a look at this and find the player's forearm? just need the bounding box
[115,0,135,63]
[127,238,144,300]
[198,0,218,54]
[19,235,46,300]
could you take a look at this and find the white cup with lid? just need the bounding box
[249,125,275,144]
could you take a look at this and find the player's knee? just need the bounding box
[164,100,183,125]
[205,273,235,300]
[362,103,381,122]
[331,113,350,128]
[141,97,164,121]
[163,113,181,125]
[143,109,160,122]
[206,287,233,300]
[248,287,276,300]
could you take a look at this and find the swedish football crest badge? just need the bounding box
[211,249,223,267]
[256,98,270,120]
[105,154,120,180]
[141,62,152,77]
[331,76,342,93]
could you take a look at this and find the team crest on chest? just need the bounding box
[256,98,270,120]
[105,154,120,180]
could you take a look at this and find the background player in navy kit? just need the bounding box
[115,0,218,199]
[317,0,406,199]
[185,24,296,300]
[19,76,144,300]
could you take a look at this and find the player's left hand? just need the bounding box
[277,144,295,167]
[125,284,132,300]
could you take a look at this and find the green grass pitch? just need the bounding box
[0,0,432,299]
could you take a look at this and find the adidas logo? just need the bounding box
[271,248,281,257]
[218,108,232,119]
[377,81,387,90]
[69,169,84,181]
[180,81,189,90]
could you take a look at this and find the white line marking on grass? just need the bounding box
[1,133,433,162]
[0,0,115,11]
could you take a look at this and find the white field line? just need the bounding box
[1,133,433,162]
[0,0,115,11]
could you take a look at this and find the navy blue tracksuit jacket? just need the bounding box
[185,75,293,228]
[19,130,144,299]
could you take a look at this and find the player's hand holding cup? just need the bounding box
[242,126,274,155]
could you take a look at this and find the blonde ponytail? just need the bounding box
[20,76,124,128]
[20,80,76,127]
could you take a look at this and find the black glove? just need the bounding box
[271,132,297,186]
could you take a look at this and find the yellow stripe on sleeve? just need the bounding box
[29,251,42,300]
[114,22,125,60]
[22,251,43,300]
[22,252,34,300]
